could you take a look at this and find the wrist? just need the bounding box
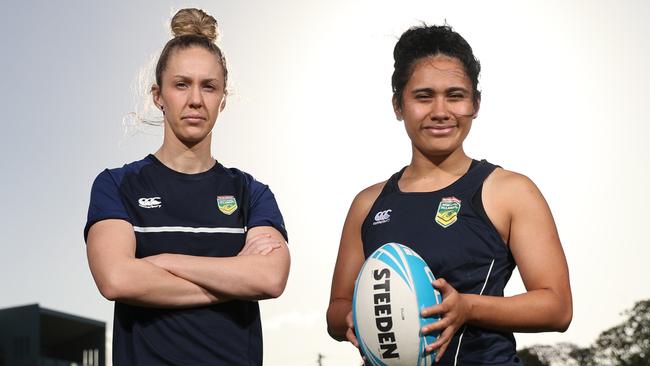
[168,253,185,274]
[462,293,477,324]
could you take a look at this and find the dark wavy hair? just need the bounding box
[392,24,480,107]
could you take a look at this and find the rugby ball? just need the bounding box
[353,243,442,366]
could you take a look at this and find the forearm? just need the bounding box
[464,289,572,332]
[87,220,229,308]
[96,257,227,308]
[158,248,290,300]
[326,299,352,341]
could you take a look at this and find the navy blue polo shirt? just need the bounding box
[84,155,287,365]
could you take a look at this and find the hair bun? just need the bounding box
[170,8,218,42]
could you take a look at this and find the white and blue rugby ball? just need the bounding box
[353,243,442,366]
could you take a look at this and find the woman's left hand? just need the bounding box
[421,278,471,362]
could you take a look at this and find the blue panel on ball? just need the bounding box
[371,245,412,291]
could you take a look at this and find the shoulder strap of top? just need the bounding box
[470,159,498,181]
[454,159,499,192]
[377,166,408,199]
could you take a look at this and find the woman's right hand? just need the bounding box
[345,311,359,348]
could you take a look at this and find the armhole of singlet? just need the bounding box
[360,168,404,242]
[470,169,508,247]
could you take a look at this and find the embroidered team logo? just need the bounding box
[217,195,238,215]
[138,197,161,209]
[435,197,461,228]
[373,209,392,225]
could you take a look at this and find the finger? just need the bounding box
[421,317,448,334]
[436,340,451,362]
[253,241,282,255]
[432,278,448,291]
[421,303,446,317]
[239,235,268,254]
[260,246,275,256]
[426,323,456,352]
[248,238,281,251]
[245,233,272,247]
[239,236,279,256]
[425,333,447,353]
[346,328,359,348]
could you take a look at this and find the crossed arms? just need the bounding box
[87,219,290,308]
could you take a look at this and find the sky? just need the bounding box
[1,0,649,365]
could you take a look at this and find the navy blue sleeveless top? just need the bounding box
[361,160,521,366]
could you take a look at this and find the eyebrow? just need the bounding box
[171,75,221,83]
[411,86,470,94]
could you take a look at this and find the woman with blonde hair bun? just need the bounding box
[84,8,290,365]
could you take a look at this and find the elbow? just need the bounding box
[96,272,131,302]
[251,272,287,300]
[258,255,290,299]
[546,295,572,332]
[554,306,573,332]
[262,276,288,299]
[97,282,120,302]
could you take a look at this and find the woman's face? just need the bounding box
[153,46,226,146]
[394,55,479,158]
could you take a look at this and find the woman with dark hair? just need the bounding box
[84,8,290,365]
[327,24,572,365]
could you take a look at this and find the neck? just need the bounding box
[409,145,471,175]
[400,146,471,192]
[155,133,215,174]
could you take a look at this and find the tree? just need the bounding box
[590,299,650,366]
[517,299,650,366]
[517,345,551,366]
[517,343,582,366]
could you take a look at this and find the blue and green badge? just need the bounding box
[435,197,461,228]
[217,195,238,215]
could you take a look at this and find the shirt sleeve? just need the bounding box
[247,177,288,242]
[83,169,131,242]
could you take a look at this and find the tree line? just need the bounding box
[518,299,649,365]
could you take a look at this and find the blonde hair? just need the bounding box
[155,8,228,89]
[170,8,218,41]
[122,8,227,134]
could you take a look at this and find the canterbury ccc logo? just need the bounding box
[375,210,392,221]
[138,197,162,209]
[373,209,392,225]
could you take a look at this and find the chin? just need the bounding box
[416,144,460,158]
[179,128,212,141]
[173,132,209,145]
